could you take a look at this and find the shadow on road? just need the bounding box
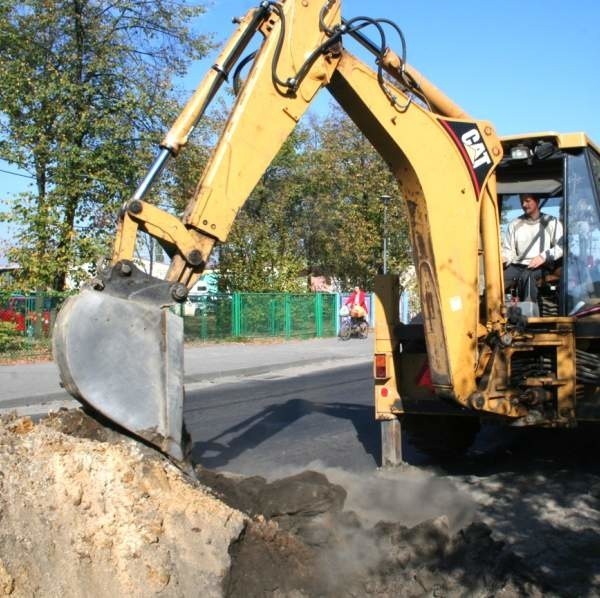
[191,398,380,469]
[427,424,600,596]
[435,423,600,476]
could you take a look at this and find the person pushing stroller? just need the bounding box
[346,286,368,320]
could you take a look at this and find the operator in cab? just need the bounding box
[502,193,563,302]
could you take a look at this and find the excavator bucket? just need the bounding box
[52,261,189,462]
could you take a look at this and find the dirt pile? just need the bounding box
[0,410,547,597]
[0,412,245,597]
[198,468,545,597]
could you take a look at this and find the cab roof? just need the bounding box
[500,131,600,155]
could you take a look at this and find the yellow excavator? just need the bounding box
[52,0,600,464]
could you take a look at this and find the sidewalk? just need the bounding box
[183,336,372,384]
[0,336,373,415]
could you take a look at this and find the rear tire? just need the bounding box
[403,414,480,460]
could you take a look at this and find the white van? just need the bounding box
[183,281,209,316]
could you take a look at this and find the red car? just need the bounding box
[0,295,51,335]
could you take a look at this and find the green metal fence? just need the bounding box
[0,291,340,358]
[0,292,68,337]
[177,292,338,341]
[0,292,70,359]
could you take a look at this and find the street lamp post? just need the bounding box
[380,194,391,274]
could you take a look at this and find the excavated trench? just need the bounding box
[0,410,552,597]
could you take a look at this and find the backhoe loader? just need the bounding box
[53,0,600,465]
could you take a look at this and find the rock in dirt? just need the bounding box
[198,467,548,597]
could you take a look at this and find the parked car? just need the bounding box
[0,294,53,335]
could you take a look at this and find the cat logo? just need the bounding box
[439,119,495,195]
[461,128,492,169]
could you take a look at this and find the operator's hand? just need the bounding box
[528,254,546,269]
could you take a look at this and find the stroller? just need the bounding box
[338,304,368,340]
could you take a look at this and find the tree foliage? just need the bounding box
[298,110,411,289]
[0,1,413,294]
[217,108,411,292]
[0,0,211,290]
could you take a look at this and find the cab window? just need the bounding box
[499,194,562,238]
[565,151,600,313]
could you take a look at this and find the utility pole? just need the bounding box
[380,194,391,274]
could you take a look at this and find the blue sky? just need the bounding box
[193,0,599,138]
[1,0,598,253]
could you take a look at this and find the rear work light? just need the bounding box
[375,354,388,379]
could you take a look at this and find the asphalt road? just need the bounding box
[187,361,381,473]
[183,358,600,597]
[0,336,372,416]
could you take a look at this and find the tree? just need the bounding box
[216,107,412,292]
[297,110,409,289]
[0,0,212,290]
[300,110,413,289]
[218,130,309,292]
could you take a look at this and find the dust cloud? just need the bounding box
[235,459,476,531]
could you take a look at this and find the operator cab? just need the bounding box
[496,132,600,317]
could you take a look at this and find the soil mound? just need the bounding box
[0,412,244,597]
[0,410,546,597]
[198,469,545,597]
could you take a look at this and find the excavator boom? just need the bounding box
[53,0,505,461]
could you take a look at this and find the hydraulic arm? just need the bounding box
[53,0,506,461]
